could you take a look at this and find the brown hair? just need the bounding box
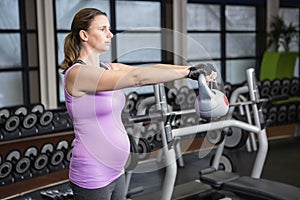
[61,8,107,71]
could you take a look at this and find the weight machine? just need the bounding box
[126,68,300,200]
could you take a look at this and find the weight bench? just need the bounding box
[200,170,300,200]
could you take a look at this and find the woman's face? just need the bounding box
[85,15,113,53]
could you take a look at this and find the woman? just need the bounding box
[61,7,217,200]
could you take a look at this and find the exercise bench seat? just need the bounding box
[200,170,300,200]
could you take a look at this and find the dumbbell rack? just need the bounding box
[0,130,74,199]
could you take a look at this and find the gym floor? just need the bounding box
[9,131,300,200]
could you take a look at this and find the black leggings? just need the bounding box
[69,174,126,200]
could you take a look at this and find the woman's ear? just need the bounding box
[79,30,88,42]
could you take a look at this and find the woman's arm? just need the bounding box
[110,62,188,71]
[65,64,190,96]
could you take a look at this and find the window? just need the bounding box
[279,7,299,52]
[0,0,39,107]
[187,2,258,85]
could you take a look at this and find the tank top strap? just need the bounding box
[100,62,112,70]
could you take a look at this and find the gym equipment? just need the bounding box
[290,77,299,96]
[209,154,236,173]
[25,147,49,178]
[49,141,69,172]
[40,143,66,173]
[123,92,139,116]
[125,134,140,172]
[270,79,281,96]
[194,74,229,119]
[199,68,300,200]
[259,79,271,97]
[52,110,72,132]
[128,68,300,200]
[40,188,73,199]
[30,104,54,134]
[0,107,21,141]
[0,155,14,185]
[6,150,32,182]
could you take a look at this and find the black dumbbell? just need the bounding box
[13,106,38,138]
[267,105,278,126]
[280,78,290,96]
[290,77,299,97]
[270,79,281,96]
[56,140,70,169]
[52,110,72,132]
[137,138,151,161]
[165,86,179,108]
[0,155,14,185]
[186,89,197,109]
[0,107,21,141]
[30,104,54,134]
[65,139,74,166]
[277,104,288,125]
[259,79,271,98]
[24,147,49,177]
[144,123,156,144]
[286,103,297,124]
[123,92,139,116]
[43,141,68,172]
[175,86,190,109]
[6,150,32,182]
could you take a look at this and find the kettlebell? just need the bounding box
[195,74,229,119]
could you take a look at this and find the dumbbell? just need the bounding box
[277,104,288,125]
[13,106,38,138]
[24,147,49,177]
[290,77,299,97]
[286,103,297,124]
[52,110,72,132]
[125,134,139,172]
[280,78,290,96]
[266,105,278,126]
[165,87,179,108]
[171,114,184,128]
[143,123,156,148]
[0,155,14,185]
[175,86,190,109]
[123,92,139,116]
[56,140,71,168]
[42,141,69,172]
[65,139,75,166]
[259,79,271,97]
[6,150,32,182]
[137,138,151,161]
[206,129,224,145]
[184,113,198,126]
[0,107,21,141]
[270,79,281,96]
[30,104,54,134]
[186,89,197,109]
[41,188,74,199]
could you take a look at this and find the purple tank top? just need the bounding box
[64,62,130,188]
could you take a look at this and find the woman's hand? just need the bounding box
[187,63,217,82]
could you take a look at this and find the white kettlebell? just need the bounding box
[195,74,229,119]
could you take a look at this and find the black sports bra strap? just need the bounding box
[74,60,86,65]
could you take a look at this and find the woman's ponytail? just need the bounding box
[61,32,80,72]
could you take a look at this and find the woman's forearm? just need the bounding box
[123,66,190,87]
